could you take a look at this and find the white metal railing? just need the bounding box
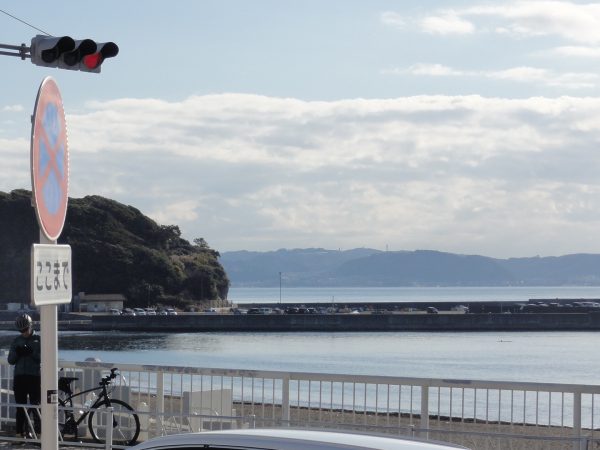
[1,357,599,449]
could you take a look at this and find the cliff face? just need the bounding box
[0,190,229,307]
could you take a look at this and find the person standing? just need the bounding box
[7,313,41,438]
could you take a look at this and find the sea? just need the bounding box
[227,285,600,304]
[1,287,600,386]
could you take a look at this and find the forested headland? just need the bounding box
[0,190,229,309]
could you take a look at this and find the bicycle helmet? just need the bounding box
[15,313,32,331]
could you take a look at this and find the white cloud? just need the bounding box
[383,2,600,44]
[386,63,599,89]
[150,199,199,224]
[420,12,475,35]
[2,105,24,112]
[552,46,600,58]
[380,11,405,28]
[489,67,598,89]
[6,93,600,257]
[384,63,465,77]
[464,1,600,44]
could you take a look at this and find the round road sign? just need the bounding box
[30,77,69,241]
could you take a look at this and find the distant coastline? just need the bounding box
[228,285,600,304]
[221,248,600,288]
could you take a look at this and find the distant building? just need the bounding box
[75,292,125,312]
[6,303,25,312]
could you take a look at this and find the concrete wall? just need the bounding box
[89,312,600,332]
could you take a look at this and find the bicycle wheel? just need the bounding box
[87,399,140,446]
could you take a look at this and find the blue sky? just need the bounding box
[3,1,600,257]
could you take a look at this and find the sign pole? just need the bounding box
[40,233,58,450]
[30,77,71,450]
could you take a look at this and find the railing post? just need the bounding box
[281,375,290,427]
[104,407,113,450]
[573,391,582,450]
[138,402,149,441]
[420,385,429,439]
[156,371,164,437]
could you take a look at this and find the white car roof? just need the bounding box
[131,428,468,450]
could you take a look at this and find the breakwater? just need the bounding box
[85,311,600,332]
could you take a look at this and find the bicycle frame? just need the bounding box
[61,382,111,428]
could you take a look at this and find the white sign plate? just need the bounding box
[31,244,72,306]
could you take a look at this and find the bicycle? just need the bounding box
[58,367,140,446]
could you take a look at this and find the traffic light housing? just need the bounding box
[30,35,118,73]
[81,42,119,72]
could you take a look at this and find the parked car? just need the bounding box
[248,307,272,315]
[122,308,136,316]
[145,308,157,315]
[109,308,121,316]
[166,308,177,315]
[129,429,469,450]
[426,307,439,314]
[133,308,146,316]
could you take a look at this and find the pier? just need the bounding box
[4,300,600,332]
[86,311,600,332]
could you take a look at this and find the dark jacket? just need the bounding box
[7,331,41,377]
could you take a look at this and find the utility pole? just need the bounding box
[279,272,282,304]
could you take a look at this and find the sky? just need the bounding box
[2,1,600,258]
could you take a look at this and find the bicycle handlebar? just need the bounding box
[99,368,119,386]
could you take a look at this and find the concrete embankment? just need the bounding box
[84,312,600,332]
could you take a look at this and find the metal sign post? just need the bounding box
[30,77,70,450]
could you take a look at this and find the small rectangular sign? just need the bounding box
[47,389,58,404]
[31,244,72,306]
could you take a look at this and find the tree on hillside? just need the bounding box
[0,190,229,307]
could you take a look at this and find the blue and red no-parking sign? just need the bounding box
[30,77,69,241]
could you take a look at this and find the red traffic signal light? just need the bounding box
[30,35,118,73]
[82,42,119,72]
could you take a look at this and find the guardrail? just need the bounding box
[1,358,599,449]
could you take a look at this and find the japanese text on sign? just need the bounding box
[31,244,72,306]
[35,259,69,292]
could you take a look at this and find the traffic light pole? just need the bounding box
[0,42,29,59]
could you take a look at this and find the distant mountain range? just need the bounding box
[219,248,600,287]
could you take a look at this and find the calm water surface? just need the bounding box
[2,288,599,385]
[229,286,600,304]
[1,330,597,385]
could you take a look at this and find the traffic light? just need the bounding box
[62,39,97,68]
[30,35,119,73]
[30,35,74,67]
[81,42,119,73]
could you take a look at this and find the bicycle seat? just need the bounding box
[58,377,78,394]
